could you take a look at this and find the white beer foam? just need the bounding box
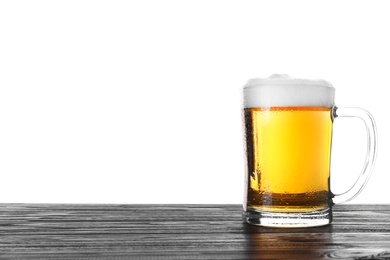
[243,74,335,108]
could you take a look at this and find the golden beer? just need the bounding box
[243,106,333,213]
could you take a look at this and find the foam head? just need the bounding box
[242,74,335,108]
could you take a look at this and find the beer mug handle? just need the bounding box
[332,107,378,204]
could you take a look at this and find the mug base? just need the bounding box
[243,207,332,228]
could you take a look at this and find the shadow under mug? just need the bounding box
[242,75,377,227]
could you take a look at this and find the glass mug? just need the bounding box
[242,74,377,227]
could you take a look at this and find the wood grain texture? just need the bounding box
[1,204,390,259]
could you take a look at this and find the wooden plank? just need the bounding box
[0,204,390,259]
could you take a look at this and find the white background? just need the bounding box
[0,0,389,204]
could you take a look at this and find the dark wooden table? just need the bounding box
[1,204,390,259]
